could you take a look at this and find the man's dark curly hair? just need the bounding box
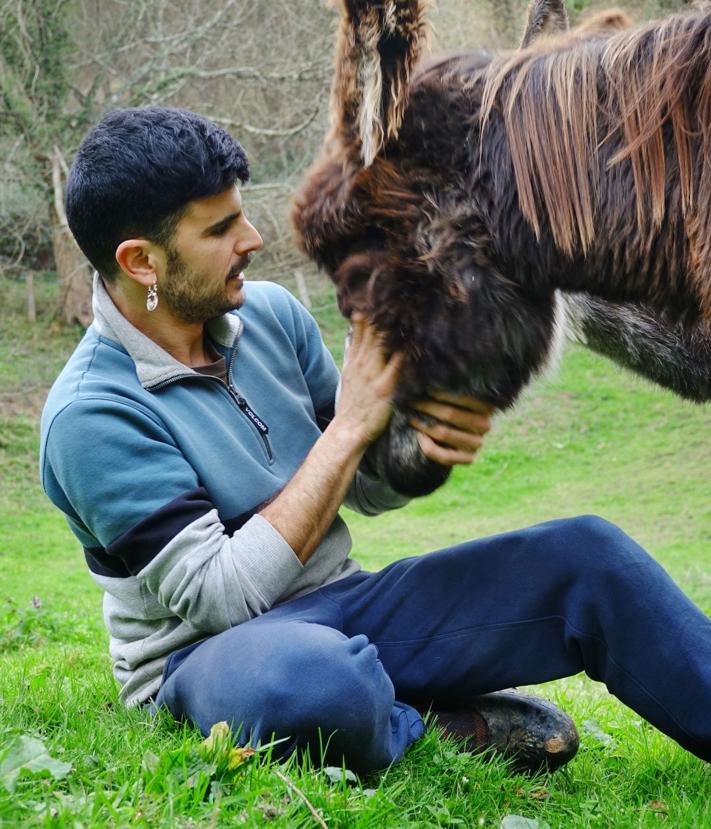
[66,107,250,280]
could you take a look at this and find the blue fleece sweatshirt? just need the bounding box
[40,276,408,705]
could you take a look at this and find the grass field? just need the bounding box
[0,274,709,828]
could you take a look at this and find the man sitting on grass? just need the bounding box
[40,106,711,774]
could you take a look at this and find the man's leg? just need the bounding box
[322,515,711,762]
[153,595,573,772]
[153,612,425,772]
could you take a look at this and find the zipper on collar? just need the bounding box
[146,372,199,392]
[147,327,274,462]
[224,330,273,462]
[234,395,269,436]
[225,386,273,462]
[151,372,274,462]
[148,374,274,463]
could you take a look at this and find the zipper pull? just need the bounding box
[236,396,269,434]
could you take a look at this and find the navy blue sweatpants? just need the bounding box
[154,516,711,771]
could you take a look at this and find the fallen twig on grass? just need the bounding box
[273,768,328,828]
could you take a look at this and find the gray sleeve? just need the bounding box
[138,511,303,633]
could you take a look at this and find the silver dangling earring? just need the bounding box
[146,280,158,312]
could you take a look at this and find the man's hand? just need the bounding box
[336,314,404,449]
[408,391,495,466]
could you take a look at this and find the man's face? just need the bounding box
[159,186,263,324]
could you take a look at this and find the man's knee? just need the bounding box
[534,515,673,620]
[546,514,650,573]
[256,629,394,738]
[195,624,392,746]
[160,623,394,753]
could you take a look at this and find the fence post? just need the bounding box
[294,269,312,309]
[27,273,36,323]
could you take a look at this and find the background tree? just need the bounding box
[0,0,93,325]
[1,0,335,323]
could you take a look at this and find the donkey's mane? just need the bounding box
[480,10,711,258]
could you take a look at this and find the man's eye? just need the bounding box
[211,225,229,236]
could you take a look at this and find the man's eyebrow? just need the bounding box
[203,210,242,235]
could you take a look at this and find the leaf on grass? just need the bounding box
[515,787,549,801]
[0,735,71,792]
[199,721,255,770]
[201,721,231,750]
[141,749,160,774]
[426,804,465,825]
[143,721,258,799]
[582,719,614,747]
[646,800,670,815]
[32,791,94,817]
[501,816,551,829]
[322,766,357,785]
[227,746,255,770]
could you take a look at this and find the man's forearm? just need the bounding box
[261,315,403,563]
[259,416,369,564]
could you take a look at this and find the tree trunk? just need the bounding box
[294,269,312,309]
[50,147,93,327]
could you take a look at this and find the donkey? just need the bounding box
[292,1,711,496]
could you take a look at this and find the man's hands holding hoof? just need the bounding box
[408,391,495,467]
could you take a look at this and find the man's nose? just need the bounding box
[236,220,263,255]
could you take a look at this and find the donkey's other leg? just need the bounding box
[520,0,569,48]
[564,294,711,402]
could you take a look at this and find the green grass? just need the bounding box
[1,274,710,827]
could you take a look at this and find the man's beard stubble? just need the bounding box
[162,247,244,324]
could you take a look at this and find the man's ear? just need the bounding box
[115,239,163,287]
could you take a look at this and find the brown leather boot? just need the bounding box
[427,690,579,773]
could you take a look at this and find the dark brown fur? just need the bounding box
[292,2,711,495]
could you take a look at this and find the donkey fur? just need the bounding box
[293,1,711,496]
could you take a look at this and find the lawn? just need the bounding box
[0,274,709,828]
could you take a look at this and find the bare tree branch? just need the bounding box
[212,106,320,138]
